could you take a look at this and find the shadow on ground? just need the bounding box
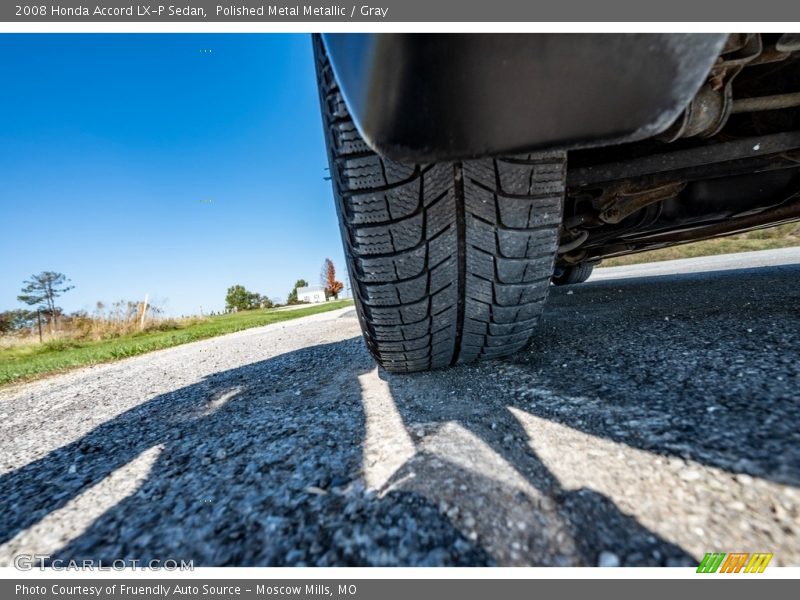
[521,264,800,487]
[0,264,797,566]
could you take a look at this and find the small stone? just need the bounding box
[680,469,702,482]
[598,551,620,567]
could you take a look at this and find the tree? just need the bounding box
[17,271,74,330]
[287,279,308,305]
[225,284,261,312]
[0,309,35,334]
[321,258,344,300]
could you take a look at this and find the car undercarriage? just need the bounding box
[560,33,800,269]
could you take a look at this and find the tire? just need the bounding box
[552,263,595,286]
[314,36,566,373]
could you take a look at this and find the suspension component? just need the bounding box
[659,33,763,141]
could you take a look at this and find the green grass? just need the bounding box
[0,300,353,387]
[602,222,800,267]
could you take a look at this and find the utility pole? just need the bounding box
[140,293,149,330]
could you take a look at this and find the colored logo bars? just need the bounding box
[696,553,773,573]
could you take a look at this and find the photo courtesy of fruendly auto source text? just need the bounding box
[0,0,798,597]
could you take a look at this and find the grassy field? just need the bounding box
[0,300,353,387]
[602,222,800,267]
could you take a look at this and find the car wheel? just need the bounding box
[552,262,595,286]
[314,35,566,372]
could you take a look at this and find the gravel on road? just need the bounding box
[1,251,798,567]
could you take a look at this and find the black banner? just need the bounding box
[2,0,800,22]
[4,579,798,600]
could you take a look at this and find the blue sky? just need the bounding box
[0,34,346,316]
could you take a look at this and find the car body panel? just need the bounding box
[322,33,728,162]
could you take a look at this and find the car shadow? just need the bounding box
[0,334,690,566]
[0,263,796,566]
[374,262,798,564]
[518,263,800,488]
[0,339,492,566]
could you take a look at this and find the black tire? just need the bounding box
[315,36,565,373]
[552,262,595,286]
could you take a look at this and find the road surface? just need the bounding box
[1,248,798,567]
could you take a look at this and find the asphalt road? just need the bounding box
[1,248,798,567]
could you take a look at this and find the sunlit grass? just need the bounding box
[602,223,800,267]
[0,300,353,386]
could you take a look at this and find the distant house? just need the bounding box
[297,285,326,303]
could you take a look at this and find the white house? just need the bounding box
[297,285,326,303]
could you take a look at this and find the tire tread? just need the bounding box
[315,36,564,372]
